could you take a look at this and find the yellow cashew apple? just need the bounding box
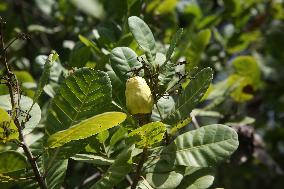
[125,76,154,115]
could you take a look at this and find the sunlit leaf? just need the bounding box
[0,107,18,142]
[96,130,109,143]
[47,112,127,148]
[46,68,112,134]
[129,122,166,148]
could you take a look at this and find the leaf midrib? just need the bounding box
[173,137,236,154]
[67,71,98,127]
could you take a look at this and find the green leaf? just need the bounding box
[47,112,127,148]
[69,42,92,68]
[170,116,192,135]
[90,145,134,189]
[164,68,213,125]
[232,56,261,86]
[158,61,176,92]
[79,35,102,55]
[0,151,27,174]
[45,68,112,158]
[107,68,126,110]
[146,168,184,189]
[227,56,262,102]
[227,74,253,102]
[162,124,239,167]
[178,168,215,189]
[186,29,211,71]
[96,130,109,143]
[151,96,175,121]
[32,51,58,106]
[71,154,114,165]
[110,126,128,147]
[46,68,112,134]
[155,0,178,14]
[128,122,166,148]
[110,47,142,81]
[45,159,68,189]
[0,108,18,143]
[128,16,156,61]
[165,28,183,63]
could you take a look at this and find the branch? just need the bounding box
[131,147,148,189]
[0,17,47,189]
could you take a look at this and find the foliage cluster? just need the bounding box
[0,0,283,189]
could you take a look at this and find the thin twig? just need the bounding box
[155,103,170,144]
[131,147,148,189]
[190,112,200,129]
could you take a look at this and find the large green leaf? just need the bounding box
[0,95,41,135]
[46,68,112,134]
[0,151,27,174]
[161,124,239,167]
[178,168,215,189]
[164,68,213,125]
[128,16,156,61]
[110,47,142,81]
[90,145,134,189]
[45,68,113,157]
[47,112,127,148]
[146,168,184,189]
[128,122,166,148]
